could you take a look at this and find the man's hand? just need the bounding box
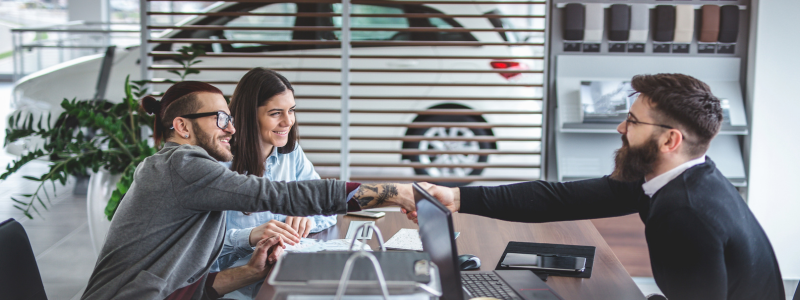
[402,182,460,223]
[284,216,315,238]
[212,235,285,295]
[249,220,300,246]
[247,235,286,276]
[353,183,416,214]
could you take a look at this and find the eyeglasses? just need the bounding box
[175,111,234,130]
[625,114,673,130]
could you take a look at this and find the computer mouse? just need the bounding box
[458,254,481,270]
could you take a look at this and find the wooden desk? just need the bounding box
[257,212,644,300]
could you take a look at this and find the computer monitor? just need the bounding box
[413,183,464,300]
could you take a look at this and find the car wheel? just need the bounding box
[403,114,496,187]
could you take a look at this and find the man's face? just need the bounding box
[190,93,236,162]
[611,95,663,181]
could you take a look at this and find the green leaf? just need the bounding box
[11,198,28,206]
[116,181,129,194]
[22,175,41,181]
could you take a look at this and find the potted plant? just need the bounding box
[1,46,204,252]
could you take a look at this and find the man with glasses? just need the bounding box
[82,81,417,300]
[410,74,784,300]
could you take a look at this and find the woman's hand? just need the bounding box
[285,216,315,238]
[249,219,301,246]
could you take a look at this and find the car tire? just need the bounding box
[402,114,497,187]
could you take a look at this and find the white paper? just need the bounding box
[288,294,429,300]
[384,228,423,251]
[284,238,372,253]
[384,229,460,251]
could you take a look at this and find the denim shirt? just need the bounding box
[212,145,337,273]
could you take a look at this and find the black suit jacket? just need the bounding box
[460,157,784,300]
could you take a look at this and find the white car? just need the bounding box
[10,1,545,185]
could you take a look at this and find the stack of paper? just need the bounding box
[284,238,371,253]
[384,229,461,251]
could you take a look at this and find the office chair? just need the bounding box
[563,3,585,41]
[0,218,48,300]
[699,5,721,43]
[718,5,740,43]
[653,5,676,42]
[646,294,667,300]
[608,4,631,41]
[628,4,649,43]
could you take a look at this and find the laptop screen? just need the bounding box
[413,183,464,300]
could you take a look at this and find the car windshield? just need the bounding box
[332,4,409,41]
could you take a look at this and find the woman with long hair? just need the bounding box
[211,68,336,299]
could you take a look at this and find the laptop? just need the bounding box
[412,183,563,300]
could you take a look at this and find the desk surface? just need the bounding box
[256,212,644,300]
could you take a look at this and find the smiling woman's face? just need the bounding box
[257,91,296,150]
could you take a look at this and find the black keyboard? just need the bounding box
[461,272,521,300]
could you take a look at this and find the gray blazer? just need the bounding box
[81,142,347,300]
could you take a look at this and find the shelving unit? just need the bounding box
[545,0,751,187]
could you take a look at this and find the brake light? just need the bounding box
[490,61,526,80]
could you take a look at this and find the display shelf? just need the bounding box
[560,122,748,135]
[556,133,747,186]
[545,1,752,187]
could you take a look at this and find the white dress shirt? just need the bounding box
[642,156,706,197]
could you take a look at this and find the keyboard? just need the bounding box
[461,272,521,300]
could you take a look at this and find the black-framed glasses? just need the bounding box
[625,113,675,129]
[625,114,673,130]
[176,111,234,130]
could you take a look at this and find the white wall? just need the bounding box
[67,0,108,22]
[747,0,800,279]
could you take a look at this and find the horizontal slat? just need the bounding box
[148,25,545,33]
[149,51,545,60]
[13,28,140,33]
[301,136,540,142]
[147,92,542,101]
[149,66,544,74]
[313,162,539,168]
[297,109,541,114]
[20,45,117,49]
[150,0,546,5]
[147,12,546,19]
[304,149,539,155]
[346,176,537,182]
[349,96,541,101]
[150,38,339,45]
[354,41,544,46]
[149,38,545,46]
[300,122,539,128]
[147,79,543,87]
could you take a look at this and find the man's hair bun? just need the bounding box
[140,96,161,115]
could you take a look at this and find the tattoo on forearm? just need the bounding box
[354,183,399,208]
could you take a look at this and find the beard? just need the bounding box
[192,125,233,162]
[610,135,660,182]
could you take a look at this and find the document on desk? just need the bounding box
[284,238,371,253]
[288,294,429,300]
[384,228,459,251]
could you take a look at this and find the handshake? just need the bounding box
[400,182,461,223]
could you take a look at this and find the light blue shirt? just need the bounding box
[211,145,337,275]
